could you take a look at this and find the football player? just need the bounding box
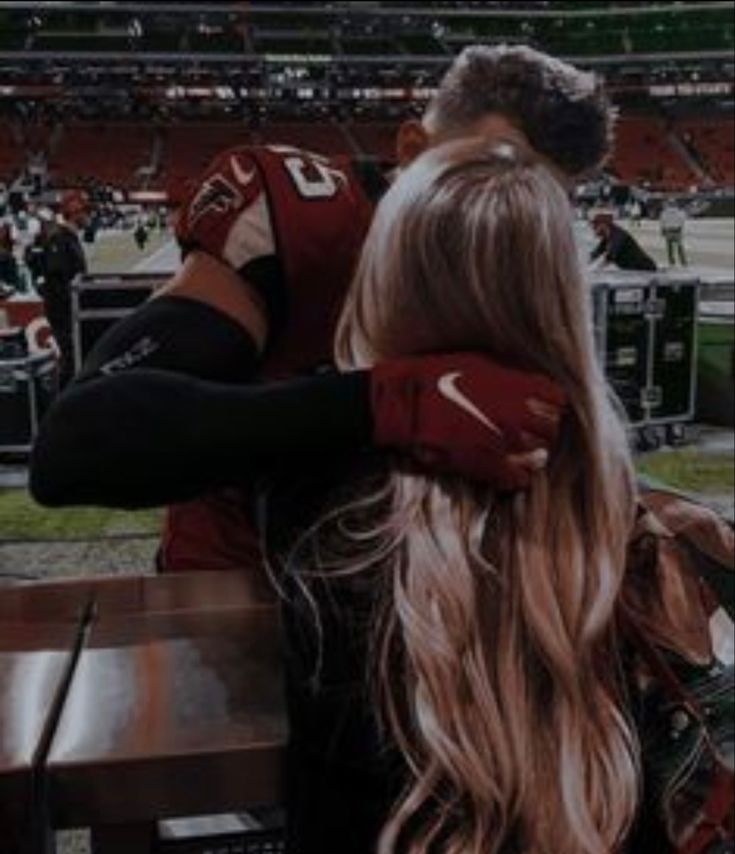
[31,46,613,572]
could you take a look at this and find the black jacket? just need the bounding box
[591,223,657,272]
[43,224,87,288]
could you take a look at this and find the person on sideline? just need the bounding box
[31,141,734,854]
[589,210,657,272]
[660,199,689,267]
[38,192,88,387]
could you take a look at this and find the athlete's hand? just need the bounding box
[371,353,567,490]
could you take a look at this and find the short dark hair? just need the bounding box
[425,45,615,178]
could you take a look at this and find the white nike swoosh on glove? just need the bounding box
[437,372,503,436]
[229,156,257,188]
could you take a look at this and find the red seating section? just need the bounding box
[257,122,352,157]
[676,118,735,187]
[3,115,732,192]
[158,124,248,187]
[50,124,156,187]
[0,122,25,182]
[611,116,697,190]
[24,121,53,155]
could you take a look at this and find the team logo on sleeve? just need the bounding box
[188,173,244,227]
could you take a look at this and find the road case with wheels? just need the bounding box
[591,271,700,429]
[0,352,58,453]
[696,290,734,427]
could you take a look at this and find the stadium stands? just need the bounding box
[0,2,731,199]
[677,118,735,188]
[257,121,354,156]
[155,117,730,188]
[0,122,25,182]
[157,123,250,187]
[612,116,698,190]
[2,113,731,194]
[49,123,156,188]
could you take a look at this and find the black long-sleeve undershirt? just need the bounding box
[30,291,373,510]
[30,368,372,509]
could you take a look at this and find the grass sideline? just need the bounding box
[87,228,171,275]
[637,448,734,496]
[0,488,162,541]
[1,446,731,542]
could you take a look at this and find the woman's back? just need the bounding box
[264,459,733,854]
[264,139,734,854]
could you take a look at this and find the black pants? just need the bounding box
[42,285,74,388]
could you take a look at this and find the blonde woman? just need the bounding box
[268,139,637,853]
[270,141,731,854]
[32,139,732,853]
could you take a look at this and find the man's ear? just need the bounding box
[396,120,430,168]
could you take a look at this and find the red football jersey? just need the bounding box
[163,144,386,573]
[175,143,379,377]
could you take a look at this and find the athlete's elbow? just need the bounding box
[29,426,80,507]
[29,455,69,507]
[29,467,67,507]
[29,393,99,507]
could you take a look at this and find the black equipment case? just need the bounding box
[591,271,700,428]
[0,351,58,453]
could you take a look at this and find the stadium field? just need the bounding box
[87,217,735,280]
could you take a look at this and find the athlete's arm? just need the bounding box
[31,352,565,509]
[32,251,274,505]
[76,251,268,384]
[589,237,607,263]
[31,369,372,509]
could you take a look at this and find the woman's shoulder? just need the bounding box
[625,488,733,666]
[624,488,734,854]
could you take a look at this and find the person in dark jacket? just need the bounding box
[589,211,657,271]
[24,212,53,293]
[0,221,19,293]
[39,194,88,387]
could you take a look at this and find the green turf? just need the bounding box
[636,449,734,495]
[87,229,171,275]
[0,488,162,541]
[1,445,731,542]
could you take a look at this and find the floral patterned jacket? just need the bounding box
[626,490,734,854]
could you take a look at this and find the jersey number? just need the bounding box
[284,156,343,200]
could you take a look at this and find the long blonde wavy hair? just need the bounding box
[309,139,640,853]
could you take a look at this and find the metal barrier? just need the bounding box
[71,272,168,374]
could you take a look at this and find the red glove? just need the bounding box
[371,353,567,490]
